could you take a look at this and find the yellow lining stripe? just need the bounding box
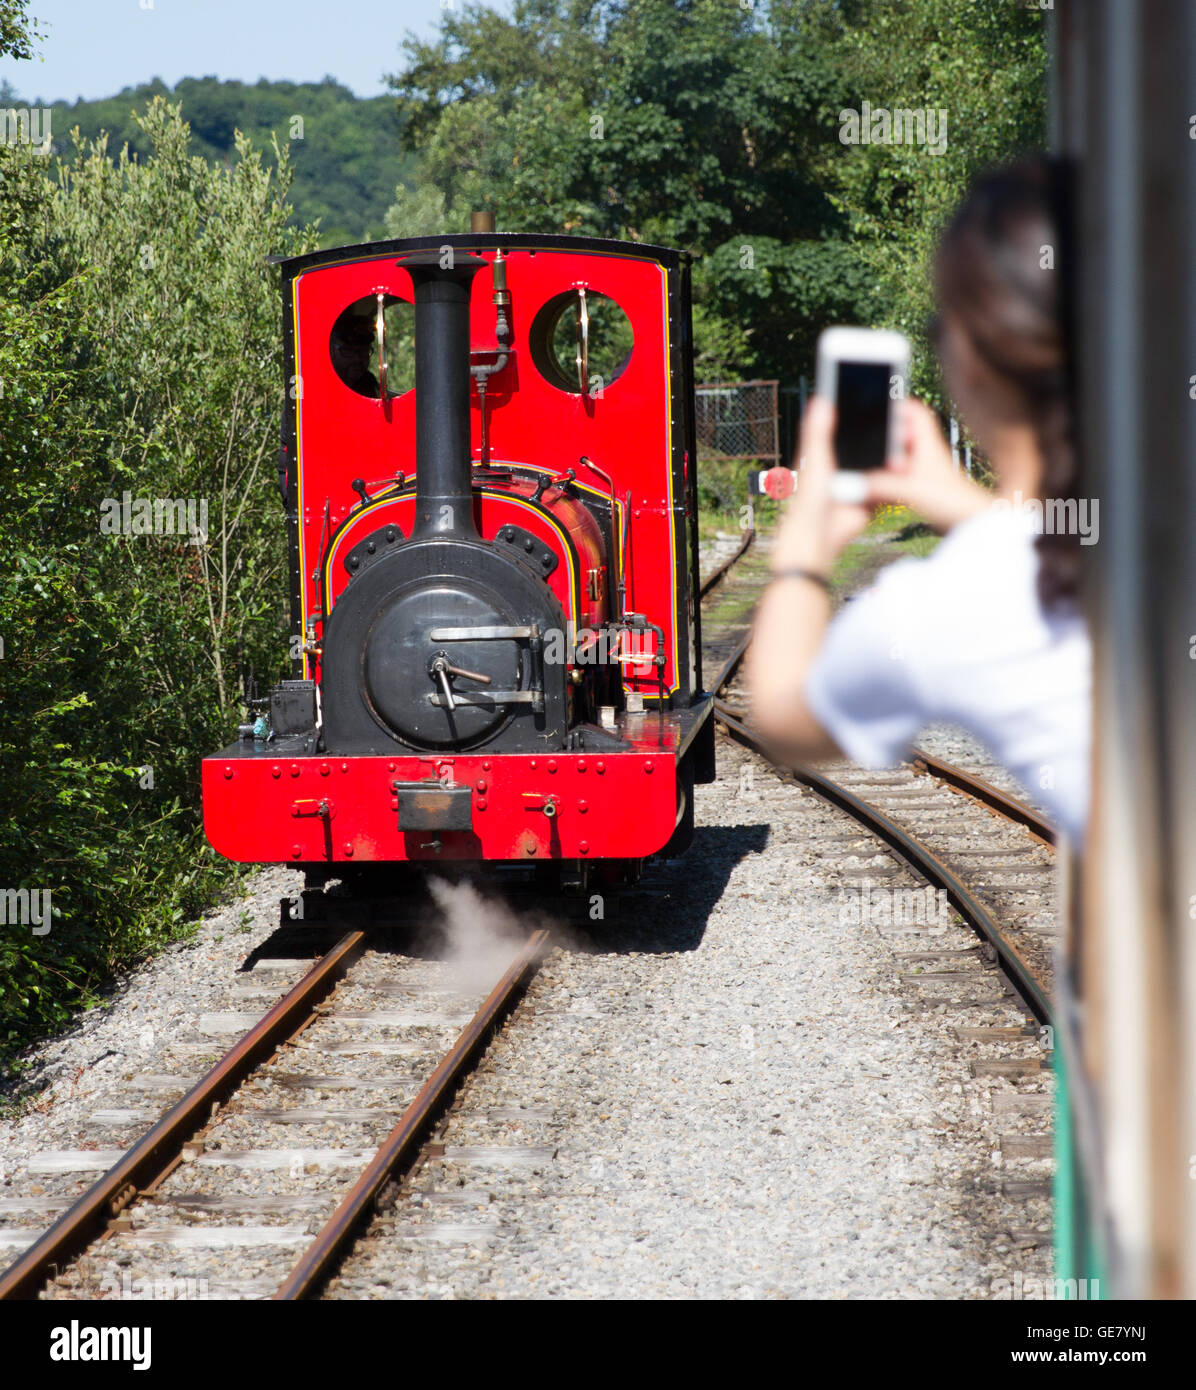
[322,488,581,620]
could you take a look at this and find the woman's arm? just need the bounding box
[747,397,990,762]
[748,398,868,759]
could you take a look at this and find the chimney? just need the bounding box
[394,250,487,539]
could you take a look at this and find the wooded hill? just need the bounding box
[3,74,413,246]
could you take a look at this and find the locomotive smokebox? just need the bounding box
[395,249,488,539]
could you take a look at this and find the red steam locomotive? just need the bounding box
[201,225,714,900]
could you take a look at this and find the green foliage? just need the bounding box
[0,100,318,1057]
[18,77,411,247]
[385,0,883,383]
[390,0,846,244]
[0,0,38,62]
[700,236,880,382]
[384,183,457,240]
[823,0,1047,401]
[386,0,1046,391]
[696,458,750,518]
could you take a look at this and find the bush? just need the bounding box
[0,102,317,1060]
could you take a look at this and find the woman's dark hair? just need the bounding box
[934,155,1079,610]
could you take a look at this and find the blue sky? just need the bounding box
[2,0,508,104]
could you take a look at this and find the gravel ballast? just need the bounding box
[0,533,1055,1299]
[322,731,1052,1300]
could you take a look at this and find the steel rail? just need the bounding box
[910,747,1057,848]
[0,930,367,1301]
[698,528,754,600]
[708,630,750,700]
[698,530,1057,847]
[706,636,1057,853]
[712,698,1052,1025]
[274,926,550,1300]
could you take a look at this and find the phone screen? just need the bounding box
[834,361,892,471]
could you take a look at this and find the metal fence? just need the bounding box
[694,379,780,462]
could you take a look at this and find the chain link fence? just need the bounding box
[694,379,780,462]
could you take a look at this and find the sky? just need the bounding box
[1,0,507,104]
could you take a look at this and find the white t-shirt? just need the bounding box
[804,508,1090,846]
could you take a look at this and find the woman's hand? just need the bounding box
[771,396,873,576]
[861,397,990,532]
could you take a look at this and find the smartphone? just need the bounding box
[815,327,910,502]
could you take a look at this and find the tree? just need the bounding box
[12,77,412,246]
[0,0,39,61]
[0,98,318,1052]
[387,0,878,383]
[385,0,1046,389]
[821,0,1047,399]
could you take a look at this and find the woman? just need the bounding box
[747,156,1089,846]
[750,154,1096,1294]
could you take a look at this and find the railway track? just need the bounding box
[708,630,1056,1025]
[700,525,1059,1251]
[0,917,548,1300]
[0,537,752,1303]
[0,523,1058,1299]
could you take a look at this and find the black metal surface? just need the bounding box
[393,781,474,831]
[493,523,559,576]
[395,250,488,541]
[320,537,568,753]
[342,522,406,577]
[677,254,702,697]
[271,232,691,278]
[270,680,317,735]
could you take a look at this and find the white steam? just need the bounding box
[426,876,551,994]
